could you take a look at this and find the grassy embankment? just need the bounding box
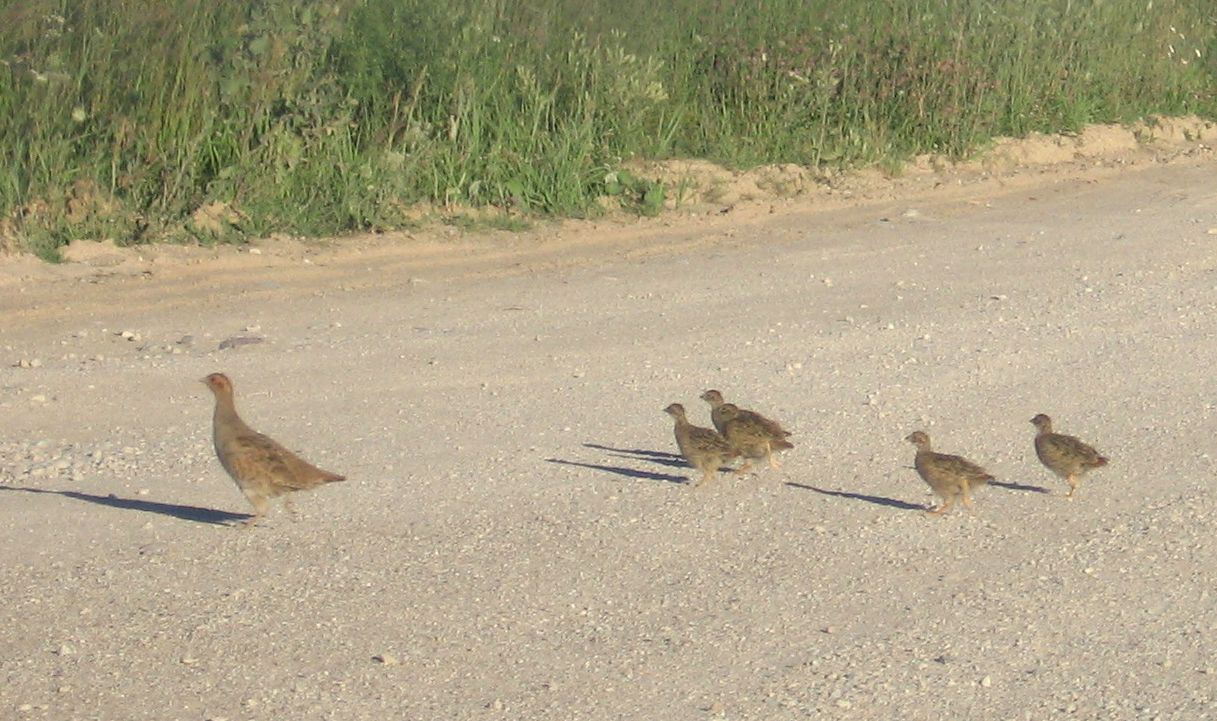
[2,0,1214,260]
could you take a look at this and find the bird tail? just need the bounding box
[972,473,995,486]
[321,470,346,483]
[773,439,794,451]
[1090,456,1109,469]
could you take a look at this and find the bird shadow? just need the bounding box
[785,482,927,512]
[989,480,1053,495]
[582,443,684,461]
[0,486,251,526]
[605,452,690,469]
[545,458,689,485]
[580,443,695,470]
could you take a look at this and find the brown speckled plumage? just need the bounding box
[699,390,793,471]
[717,403,794,471]
[664,403,739,487]
[1031,414,1107,498]
[204,373,345,526]
[906,431,993,516]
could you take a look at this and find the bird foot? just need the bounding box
[925,502,952,517]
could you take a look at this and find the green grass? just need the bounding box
[2,0,1215,252]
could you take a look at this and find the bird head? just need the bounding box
[699,389,724,405]
[202,372,234,396]
[1030,414,1053,432]
[905,431,930,449]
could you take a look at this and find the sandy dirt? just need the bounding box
[2,122,1217,720]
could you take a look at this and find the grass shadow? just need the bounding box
[1,486,251,526]
[785,482,927,512]
[546,458,689,485]
[989,480,1053,495]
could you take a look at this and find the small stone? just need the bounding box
[247,247,262,255]
[218,336,264,351]
[30,394,47,404]
[981,675,992,688]
[372,653,399,666]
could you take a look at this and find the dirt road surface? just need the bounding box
[3,150,1217,720]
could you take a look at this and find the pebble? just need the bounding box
[218,336,264,350]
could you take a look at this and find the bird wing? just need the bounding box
[931,452,993,483]
[232,431,339,489]
[738,409,791,439]
[1043,433,1104,466]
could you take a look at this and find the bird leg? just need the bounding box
[926,496,954,517]
[961,481,975,509]
[1065,475,1078,499]
[766,442,782,470]
[241,491,270,528]
[283,496,300,521]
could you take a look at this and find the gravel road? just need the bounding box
[2,155,1217,721]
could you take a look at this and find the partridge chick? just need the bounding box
[700,390,792,449]
[664,403,739,487]
[717,403,795,472]
[204,373,345,525]
[1031,414,1107,498]
[906,431,993,516]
